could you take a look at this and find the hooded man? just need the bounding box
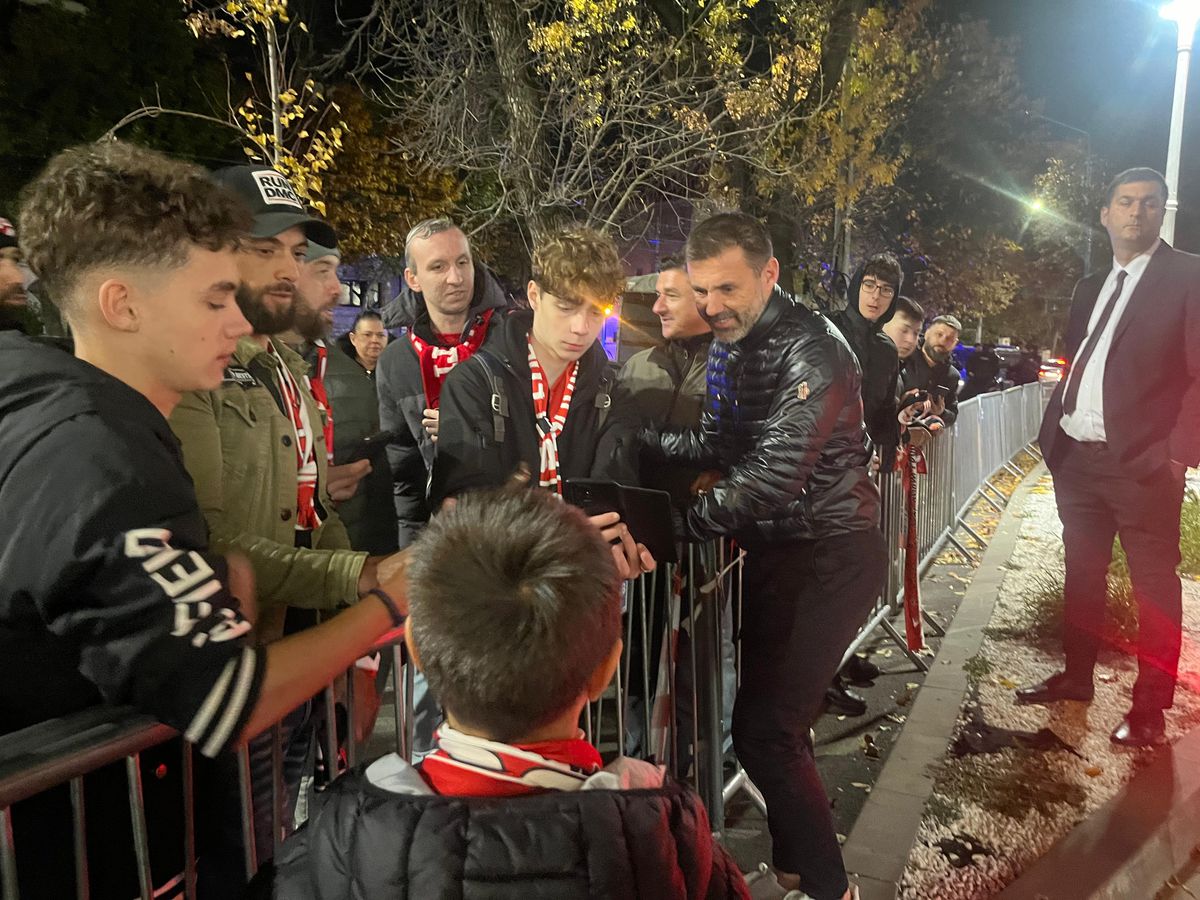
[830,253,904,465]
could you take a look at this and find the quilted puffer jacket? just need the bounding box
[261,755,750,900]
[642,288,879,547]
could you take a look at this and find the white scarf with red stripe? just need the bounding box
[271,346,322,530]
[528,336,577,495]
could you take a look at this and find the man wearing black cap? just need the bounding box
[899,313,962,428]
[168,165,407,868]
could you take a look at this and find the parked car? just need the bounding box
[1038,356,1070,384]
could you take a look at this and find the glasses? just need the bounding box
[860,279,895,299]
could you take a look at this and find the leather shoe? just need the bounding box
[825,677,868,716]
[1111,710,1165,747]
[843,655,881,684]
[1015,672,1093,705]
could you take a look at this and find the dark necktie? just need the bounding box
[1062,269,1127,416]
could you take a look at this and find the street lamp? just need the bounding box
[1160,0,1200,244]
[1024,110,1094,272]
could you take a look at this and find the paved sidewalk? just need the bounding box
[843,465,1200,900]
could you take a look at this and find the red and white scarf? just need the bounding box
[271,346,322,530]
[409,308,495,410]
[419,724,602,797]
[528,335,577,494]
[307,340,334,463]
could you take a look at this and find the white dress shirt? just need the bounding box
[1060,239,1161,442]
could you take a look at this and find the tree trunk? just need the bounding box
[478,0,558,242]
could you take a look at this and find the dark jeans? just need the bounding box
[1053,435,1186,712]
[732,529,887,900]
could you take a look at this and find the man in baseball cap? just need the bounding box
[170,166,400,870]
[211,165,336,247]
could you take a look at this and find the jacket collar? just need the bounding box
[734,286,791,350]
[231,335,310,380]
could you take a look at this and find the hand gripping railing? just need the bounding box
[0,630,413,900]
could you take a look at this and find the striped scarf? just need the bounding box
[420,725,602,797]
[271,347,322,530]
[528,336,577,494]
[307,340,334,463]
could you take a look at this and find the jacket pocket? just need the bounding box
[220,391,259,428]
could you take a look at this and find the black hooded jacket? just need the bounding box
[0,334,264,898]
[376,262,510,545]
[642,289,879,548]
[429,309,617,505]
[830,263,902,461]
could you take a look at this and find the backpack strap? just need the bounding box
[473,349,508,444]
[595,366,615,430]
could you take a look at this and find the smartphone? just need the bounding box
[342,430,395,464]
[564,479,678,564]
[898,390,929,412]
[931,384,950,400]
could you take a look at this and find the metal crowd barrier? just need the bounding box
[0,631,414,900]
[0,382,1053,896]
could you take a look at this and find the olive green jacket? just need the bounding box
[170,337,366,640]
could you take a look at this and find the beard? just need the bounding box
[236,282,297,336]
[292,293,329,343]
[925,344,952,364]
[0,282,27,306]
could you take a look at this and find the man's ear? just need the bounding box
[96,277,139,333]
[404,266,421,294]
[526,280,541,310]
[403,619,424,673]
[761,256,781,296]
[586,638,623,701]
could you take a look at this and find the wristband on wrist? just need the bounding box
[365,587,406,628]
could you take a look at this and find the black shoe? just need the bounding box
[843,655,881,685]
[1015,672,1094,705]
[826,677,868,716]
[1111,710,1165,747]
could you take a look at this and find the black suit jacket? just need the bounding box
[1039,243,1200,479]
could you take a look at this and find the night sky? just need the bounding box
[958,0,1200,250]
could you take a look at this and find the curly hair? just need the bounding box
[406,487,622,741]
[18,140,251,318]
[531,226,626,305]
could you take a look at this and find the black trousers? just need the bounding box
[1053,435,1186,711]
[732,529,887,900]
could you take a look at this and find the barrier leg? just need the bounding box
[1,807,18,900]
[70,777,89,900]
[947,533,977,563]
[125,754,154,900]
[270,723,283,856]
[322,685,338,781]
[694,547,726,834]
[639,572,653,757]
[182,742,197,900]
[880,618,930,672]
[390,644,406,759]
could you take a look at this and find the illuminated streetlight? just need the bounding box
[1160,0,1200,243]
[1030,199,1044,212]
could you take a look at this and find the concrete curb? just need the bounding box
[842,462,1046,900]
[994,721,1200,899]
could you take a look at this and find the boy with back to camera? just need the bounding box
[264,487,750,899]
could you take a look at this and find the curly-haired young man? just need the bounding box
[430,226,632,504]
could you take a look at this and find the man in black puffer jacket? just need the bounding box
[641,213,885,900]
[261,488,748,900]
